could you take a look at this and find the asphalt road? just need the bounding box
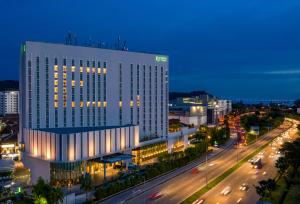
[100,119,294,204]
[200,119,298,204]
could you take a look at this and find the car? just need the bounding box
[193,198,205,204]
[220,186,231,195]
[236,198,242,203]
[262,171,267,175]
[239,183,248,191]
[208,163,216,167]
[258,151,264,155]
[191,168,200,174]
[147,192,163,200]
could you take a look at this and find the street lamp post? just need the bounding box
[205,136,211,187]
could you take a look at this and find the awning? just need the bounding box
[90,153,134,164]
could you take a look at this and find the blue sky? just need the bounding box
[1,0,300,99]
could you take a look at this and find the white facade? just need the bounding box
[0,91,19,115]
[19,41,168,162]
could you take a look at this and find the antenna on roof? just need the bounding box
[122,40,128,51]
[65,32,77,45]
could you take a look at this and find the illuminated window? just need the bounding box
[87,101,90,107]
[119,101,122,107]
[64,102,67,107]
[137,95,140,100]
[72,101,75,108]
[80,80,84,86]
[98,68,101,74]
[54,87,58,93]
[103,68,107,74]
[72,80,75,86]
[63,66,67,72]
[130,101,134,107]
[92,68,96,73]
[54,73,58,79]
[63,73,67,79]
[54,94,58,101]
[63,80,67,86]
[63,88,67,93]
[137,101,140,106]
[54,80,58,86]
[71,66,75,72]
[54,102,58,108]
[103,101,107,107]
[86,68,90,73]
[80,67,83,72]
[98,101,101,107]
[54,65,58,71]
[80,101,84,107]
[92,101,96,107]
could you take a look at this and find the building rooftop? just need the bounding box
[35,124,134,134]
[25,41,168,57]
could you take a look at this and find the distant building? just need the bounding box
[207,99,232,125]
[0,91,19,116]
[170,96,231,126]
[169,97,207,127]
[297,108,300,114]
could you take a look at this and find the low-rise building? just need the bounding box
[0,91,19,116]
[169,97,207,127]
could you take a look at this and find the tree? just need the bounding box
[32,177,51,203]
[33,195,48,204]
[255,180,268,198]
[50,187,64,204]
[255,179,276,199]
[275,157,289,178]
[32,177,64,204]
[79,173,93,202]
[280,139,300,175]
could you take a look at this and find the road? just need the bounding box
[101,119,294,204]
[200,119,299,204]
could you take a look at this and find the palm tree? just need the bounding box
[33,195,48,204]
[79,173,93,202]
[32,177,64,204]
[50,187,64,204]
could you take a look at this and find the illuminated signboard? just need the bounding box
[155,56,168,62]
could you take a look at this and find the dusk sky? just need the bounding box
[1,0,300,100]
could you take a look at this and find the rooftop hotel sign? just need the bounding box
[155,56,168,62]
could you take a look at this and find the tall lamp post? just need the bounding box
[205,135,211,186]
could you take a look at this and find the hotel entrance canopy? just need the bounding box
[91,153,134,164]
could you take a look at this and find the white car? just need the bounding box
[239,183,248,191]
[220,186,232,195]
[258,151,264,155]
[236,198,242,203]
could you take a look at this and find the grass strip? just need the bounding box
[182,138,277,204]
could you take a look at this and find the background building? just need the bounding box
[169,94,232,126]
[169,97,207,127]
[19,41,169,184]
[0,91,19,116]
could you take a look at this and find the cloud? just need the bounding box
[251,70,300,75]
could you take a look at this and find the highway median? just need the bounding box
[182,121,292,204]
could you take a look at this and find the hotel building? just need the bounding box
[19,41,169,184]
